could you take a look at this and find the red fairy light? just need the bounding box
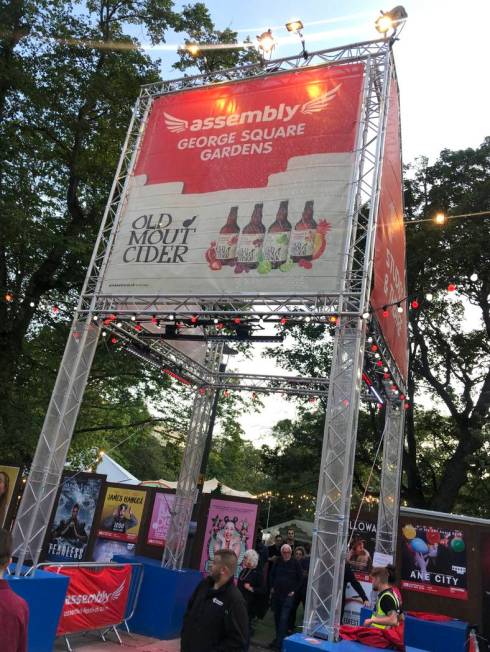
[342,399,350,407]
[52,305,59,314]
[223,390,230,397]
[411,299,419,309]
[111,337,117,344]
[447,283,456,292]
[399,394,405,400]
[280,317,287,325]
[216,322,224,330]
[382,307,389,318]
[383,373,390,380]
[370,344,378,352]
[404,402,410,410]
[135,323,143,332]
[191,315,198,324]
[233,317,241,324]
[198,387,206,395]
[376,360,383,367]
[151,315,158,325]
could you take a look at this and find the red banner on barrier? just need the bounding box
[47,564,131,635]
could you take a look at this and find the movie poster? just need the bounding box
[147,492,175,547]
[200,499,258,578]
[46,473,104,562]
[97,485,147,543]
[92,537,136,563]
[400,522,468,600]
[481,533,490,641]
[0,465,21,528]
[342,516,377,625]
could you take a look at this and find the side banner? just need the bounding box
[101,64,365,298]
[49,564,131,635]
[370,76,408,381]
[400,522,468,600]
[147,492,176,547]
[342,515,377,625]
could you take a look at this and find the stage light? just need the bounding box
[434,212,447,226]
[470,273,478,282]
[185,43,200,56]
[285,19,304,33]
[375,6,408,34]
[257,29,275,55]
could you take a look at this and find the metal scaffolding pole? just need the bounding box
[12,319,100,573]
[375,403,405,557]
[162,343,223,570]
[304,47,393,640]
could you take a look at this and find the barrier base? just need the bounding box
[6,565,69,652]
[284,633,428,651]
[113,555,202,639]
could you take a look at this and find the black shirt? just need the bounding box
[377,588,400,615]
[270,558,303,598]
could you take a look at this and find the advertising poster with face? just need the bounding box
[46,473,105,562]
[400,522,468,600]
[200,499,258,578]
[146,492,175,547]
[0,465,21,528]
[342,515,377,625]
[97,485,147,543]
[92,537,136,563]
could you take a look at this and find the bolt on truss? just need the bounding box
[304,46,394,640]
[162,343,223,570]
[375,402,405,557]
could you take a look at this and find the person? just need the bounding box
[347,537,372,572]
[289,546,310,632]
[0,528,29,652]
[269,544,303,650]
[101,503,138,535]
[268,534,283,562]
[285,528,296,550]
[0,471,10,526]
[238,549,266,649]
[363,566,402,629]
[254,527,269,570]
[181,549,248,652]
[341,561,370,622]
[51,503,88,544]
[214,520,242,557]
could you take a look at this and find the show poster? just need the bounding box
[400,522,468,600]
[200,499,258,578]
[46,473,104,562]
[0,465,21,528]
[342,515,377,625]
[370,75,408,381]
[92,537,136,563]
[481,533,490,640]
[101,64,365,299]
[97,485,147,543]
[147,492,175,547]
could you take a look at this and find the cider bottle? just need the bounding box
[236,203,265,269]
[216,206,240,266]
[263,201,291,268]
[290,200,317,261]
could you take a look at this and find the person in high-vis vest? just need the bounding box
[363,566,402,629]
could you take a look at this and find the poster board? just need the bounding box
[97,483,150,543]
[43,472,106,562]
[0,465,22,530]
[136,488,176,560]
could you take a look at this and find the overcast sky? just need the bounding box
[140,1,489,445]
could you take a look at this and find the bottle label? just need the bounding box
[289,229,315,258]
[236,234,264,264]
[262,231,291,263]
[215,234,238,261]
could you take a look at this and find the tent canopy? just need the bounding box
[263,519,314,543]
[96,453,139,485]
[140,477,256,499]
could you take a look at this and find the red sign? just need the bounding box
[135,64,365,194]
[370,77,408,381]
[48,564,132,635]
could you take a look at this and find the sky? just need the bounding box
[138,1,490,446]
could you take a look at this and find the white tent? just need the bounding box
[140,477,256,499]
[263,519,314,543]
[96,453,139,485]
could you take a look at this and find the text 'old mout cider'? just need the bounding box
[262,200,291,267]
[216,206,240,265]
[236,203,265,269]
[290,200,316,261]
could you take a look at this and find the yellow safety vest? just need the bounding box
[371,589,401,629]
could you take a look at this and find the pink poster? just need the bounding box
[200,499,258,577]
[147,493,175,547]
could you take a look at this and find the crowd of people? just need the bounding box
[181,527,403,652]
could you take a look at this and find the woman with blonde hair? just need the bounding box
[238,549,266,650]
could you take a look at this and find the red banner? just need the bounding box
[370,77,408,381]
[48,564,131,635]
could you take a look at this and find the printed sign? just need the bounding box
[97,485,147,543]
[342,515,377,625]
[200,499,258,578]
[101,64,365,298]
[147,492,175,547]
[370,76,408,381]
[92,537,136,563]
[400,522,468,600]
[0,465,20,528]
[49,564,131,635]
[46,473,104,562]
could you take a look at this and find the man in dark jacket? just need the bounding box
[269,544,303,650]
[181,549,248,652]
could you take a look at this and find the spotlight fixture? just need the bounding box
[375,6,408,35]
[256,29,276,58]
[285,19,307,58]
[184,43,200,56]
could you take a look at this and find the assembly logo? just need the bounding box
[163,83,341,133]
[65,580,126,606]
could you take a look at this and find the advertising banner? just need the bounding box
[342,515,377,625]
[46,473,104,562]
[97,485,147,543]
[400,522,468,600]
[49,564,131,635]
[200,499,258,577]
[101,64,365,298]
[92,537,136,563]
[0,465,21,528]
[481,533,490,640]
[370,76,408,381]
[147,492,175,547]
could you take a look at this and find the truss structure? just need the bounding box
[12,38,406,645]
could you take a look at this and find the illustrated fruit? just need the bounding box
[210,260,222,271]
[411,537,429,554]
[402,524,416,540]
[316,219,331,235]
[279,260,294,273]
[451,536,465,553]
[426,528,441,545]
[298,258,312,269]
[312,233,326,260]
[257,260,272,274]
